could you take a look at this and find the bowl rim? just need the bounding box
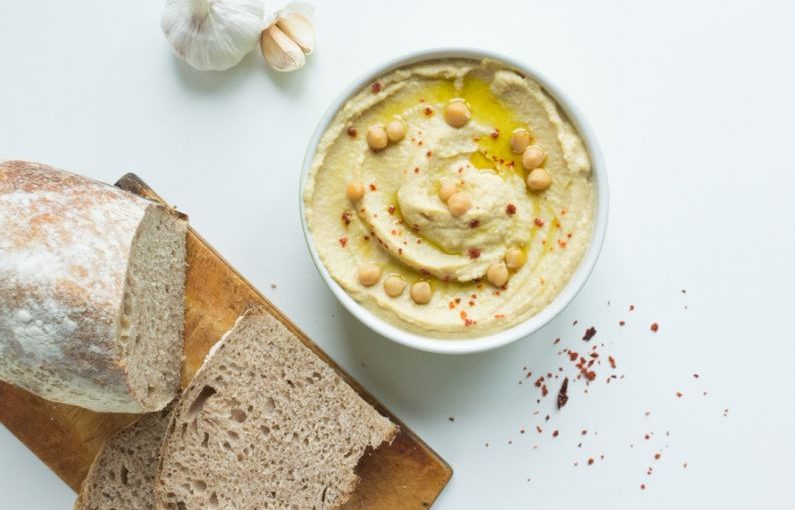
[299,47,609,354]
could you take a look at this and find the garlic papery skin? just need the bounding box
[261,24,306,72]
[276,13,315,55]
[161,0,265,71]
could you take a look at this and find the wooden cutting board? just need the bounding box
[0,173,452,509]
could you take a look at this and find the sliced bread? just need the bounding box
[0,161,187,413]
[155,312,398,509]
[75,405,173,510]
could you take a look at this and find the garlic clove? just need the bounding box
[275,13,315,55]
[261,24,307,72]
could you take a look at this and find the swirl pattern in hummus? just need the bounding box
[305,59,594,338]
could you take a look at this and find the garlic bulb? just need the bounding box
[261,2,316,72]
[161,0,265,71]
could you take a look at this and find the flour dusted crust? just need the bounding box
[0,161,186,413]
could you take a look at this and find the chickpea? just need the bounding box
[438,178,458,202]
[505,248,526,270]
[447,192,472,217]
[521,145,546,170]
[486,262,510,287]
[346,181,365,201]
[526,168,552,192]
[444,99,471,128]
[357,263,382,287]
[383,275,406,297]
[366,124,388,150]
[510,128,532,154]
[386,119,406,142]
[410,281,433,304]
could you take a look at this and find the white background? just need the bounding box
[1,1,794,508]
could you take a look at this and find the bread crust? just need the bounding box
[0,161,182,412]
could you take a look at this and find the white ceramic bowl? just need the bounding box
[300,48,608,354]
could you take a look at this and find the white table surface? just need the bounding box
[1,1,794,508]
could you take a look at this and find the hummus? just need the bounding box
[304,58,594,338]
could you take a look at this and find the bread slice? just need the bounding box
[155,312,398,510]
[75,406,173,510]
[0,161,186,413]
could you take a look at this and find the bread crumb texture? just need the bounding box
[156,313,397,510]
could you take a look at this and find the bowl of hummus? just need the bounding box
[301,49,607,353]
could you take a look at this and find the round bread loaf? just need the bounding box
[0,161,187,413]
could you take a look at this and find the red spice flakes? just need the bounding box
[469,219,480,228]
[557,239,568,249]
[369,183,377,191]
[341,210,352,226]
[414,167,420,173]
[654,453,661,460]
[583,326,597,341]
[619,320,626,326]
[490,129,500,139]
[552,430,559,438]
[505,203,517,215]
[338,237,348,248]
[640,484,646,490]
[581,430,588,435]
[387,205,396,215]
[534,217,545,227]
[494,313,505,319]
[426,150,433,158]
[534,376,544,388]
[608,356,617,369]
[371,82,382,93]
[587,458,594,466]
[675,391,683,398]
[693,373,700,378]
[424,106,433,116]
[541,385,549,397]
[520,428,525,434]
[536,426,543,434]
[650,322,659,332]
[553,337,560,345]
[583,370,596,381]
[568,351,579,361]
[630,304,635,311]
[459,310,476,327]
[468,247,481,259]
[557,377,569,409]
[644,434,651,440]
[448,300,456,309]
[346,126,358,137]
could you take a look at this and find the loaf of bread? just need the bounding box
[74,406,173,510]
[0,161,187,413]
[155,312,397,509]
